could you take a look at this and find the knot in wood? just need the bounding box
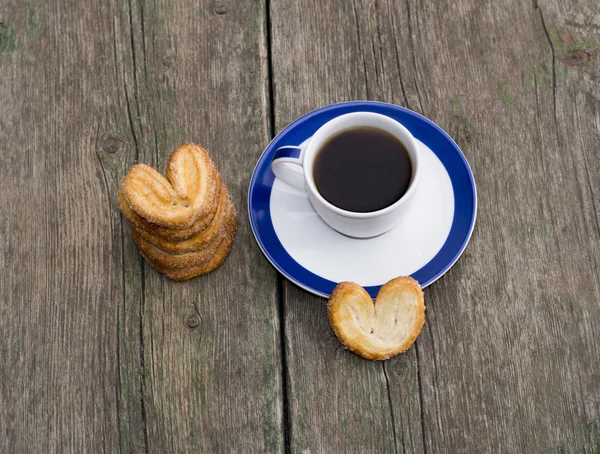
[214,6,227,15]
[101,137,123,154]
[393,359,410,378]
[186,315,200,328]
[161,55,175,67]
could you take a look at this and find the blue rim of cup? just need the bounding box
[248,101,478,298]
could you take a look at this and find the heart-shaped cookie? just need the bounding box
[120,144,219,229]
[328,277,425,360]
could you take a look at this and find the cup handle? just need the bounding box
[271,146,306,191]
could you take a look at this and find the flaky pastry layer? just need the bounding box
[134,184,233,254]
[136,214,237,281]
[131,190,236,268]
[118,178,222,241]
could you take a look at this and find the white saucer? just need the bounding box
[248,102,477,298]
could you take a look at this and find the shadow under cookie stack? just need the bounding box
[118,144,237,281]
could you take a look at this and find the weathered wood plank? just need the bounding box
[0,0,283,452]
[0,0,124,451]
[110,0,284,452]
[404,0,600,451]
[271,0,600,452]
[270,1,423,452]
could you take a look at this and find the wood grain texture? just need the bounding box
[0,0,123,451]
[271,0,600,452]
[105,0,284,452]
[0,0,283,452]
[270,1,423,452]
[405,0,600,451]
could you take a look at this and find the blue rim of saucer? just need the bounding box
[248,101,477,298]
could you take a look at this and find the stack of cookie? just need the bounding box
[118,144,237,281]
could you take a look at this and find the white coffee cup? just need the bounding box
[271,112,421,238]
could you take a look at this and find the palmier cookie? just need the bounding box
[120,144,219,229]
[136,214,237,281]
[119,179,223,242]
[328,277,425,360]
[133,187,235,257]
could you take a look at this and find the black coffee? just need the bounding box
[312,127,412,213]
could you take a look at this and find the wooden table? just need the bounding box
[1,0,599,452]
